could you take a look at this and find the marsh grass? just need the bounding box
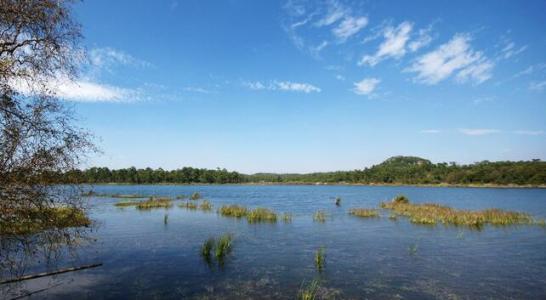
[219,205,248,218]
[282,213,293,223]
[201,238,215,259]
[190,192,202,200]
[176,195,187,200]
[136,197,173,210]
[199,200,213,211]
[1,207,91,235]
[179,201,198,210]
[314,247,325,271]
[349,208,379,218]
[215,233,233,260]
[381,197,542,228]
[114,200,142,207]
[200,234,234,267]
[313,211,327,223]
[298,279,320,300]
[247,208,278,223]
[164,214,169,224]
[84,191,147,199]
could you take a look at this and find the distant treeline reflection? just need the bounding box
[66,156,546,186]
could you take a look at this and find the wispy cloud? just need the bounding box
[529,80,546,91]
[408,26,433,52]
[353,77,380,96]
[498,38,527,60]
[359,21,413,66]
[513,130,544,136]
[406,34,493,85]
[183,86,213,94]
[332,16,368,41]
[314,1,348,27]
[244,80,321,93]
[459,128,500,136]
[89,47,152,69]
[420,129,441,134]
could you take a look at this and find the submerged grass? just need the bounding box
[349,208,379,218]
[136,197,173,210]
[218,205,248,218]
[381,195,543,228]
[298,279,320,300]
[313,211,327,223]
[247,208,278,223]
[1,207,91,235]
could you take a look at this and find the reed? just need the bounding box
[201,237,215,259]
[215,233,233,259]
[136,197,173,210]
[179,201,197,210]
[164,214,169,224]
[313,211,327,223]
[381,197,542,228]
[176,195,187,200]
[247,207,278,223]
[282,212,293,223]
[349,208,379,218]
[114,200,142,207]
[199,200,213,211]
[335,197,341,206]
[218,205,248,218]
[314,247,325,271]
[297,279,320,300]
[190,192,202,200]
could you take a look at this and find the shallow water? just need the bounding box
[2,185,546,299]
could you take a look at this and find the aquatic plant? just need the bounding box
[408,243,418,256]
[282,213,293,223]
[313,211,327,223]
[136,197,173,210]
[199,200,213,211]
[176,195,187,200]
[179,201,198,210]
[298,279,320,300]
[218,205,248,218]
[388,214,398,221]
[215,233,233,259]
[314,247,325,271]
[381,197,542,228]
[114,200,142,207]
[247,208,278,223]
[393,194,409,204]
[335,197,341,206]
[348,208,379,218]
[190,192,202,200]
[201,237,215,259]
[164,214,169,224]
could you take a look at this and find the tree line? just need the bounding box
[68,156,546,186]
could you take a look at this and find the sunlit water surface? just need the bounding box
[3,185,546,299]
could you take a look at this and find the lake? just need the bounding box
[2,185,546,299]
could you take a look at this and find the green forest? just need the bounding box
[68,156,546,186]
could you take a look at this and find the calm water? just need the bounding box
[2,185,546,299]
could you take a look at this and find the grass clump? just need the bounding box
[298,279,320,300]
[282,213,293,223]
[247,207,278,223]
[176,194,187,200]
[349,208,379,218]
[179,201,198,210]
[393,194,409,204]
[335,197,341,206]
[190,192,202,200]
[381,197,542,228]
[200,234,234,267]
[199,200,213,211]
[215,233,233,259]
[114,200,142,207]
[136,197,173,210]
[313,211,327,223]
[314,247,326,271]
[201,238,215,259]
[218,205,248,218]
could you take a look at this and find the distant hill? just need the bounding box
[70,156,546,186]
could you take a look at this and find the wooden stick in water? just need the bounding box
[0,263,103,285]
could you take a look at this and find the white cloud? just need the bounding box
[89,47,152,69]
[406,34,494,85]
[459,128,500,136]
[513,130,544,136]
[353,77,380,95]
[183,86,213,94]
[359,21,413,66]
[244,80,321,93]
[420,129,441,134]
[529,80,546,91]
[499,41,527,60]
[408,26,433,52]
[315,1,348,27]
[332,16,368,41]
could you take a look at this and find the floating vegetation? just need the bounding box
[298,279,320,300]
[0,207,91,235]
[219,205,248,218]
[136,197,173,210]
[381,196,543,228]
[349,208,379,218]
[179,201,198,210]
[199,200,213,211]
[282,213,293,223]
[190,192,202,200]
[335,197,341,206]
[247,208,278,223]
[314,247,325,271]
[313,211,327,223]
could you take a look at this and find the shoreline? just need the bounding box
[79,182,546,189]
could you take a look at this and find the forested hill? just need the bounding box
[69,156,546,186]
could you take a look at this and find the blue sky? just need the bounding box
[58,0,546,173]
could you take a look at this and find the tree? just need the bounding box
[1,0,94,278]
